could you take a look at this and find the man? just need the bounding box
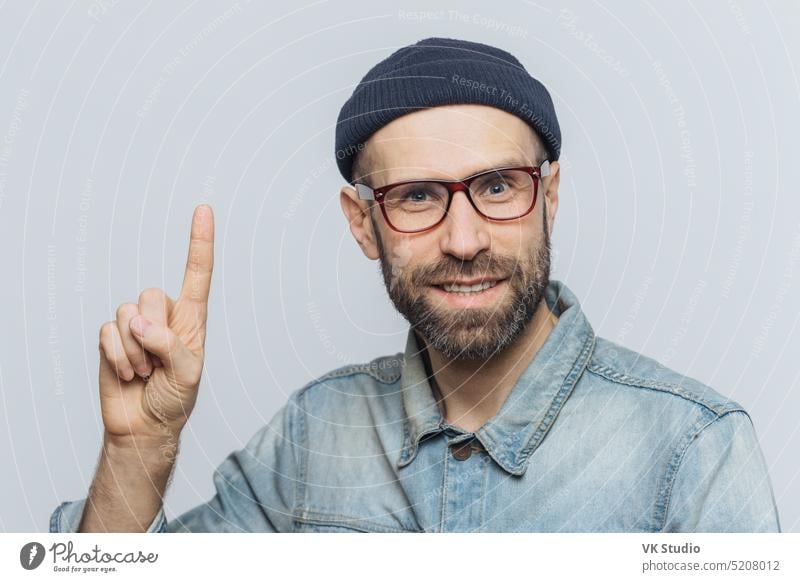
[51,37,780,533]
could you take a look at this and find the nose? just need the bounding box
[437,189,491,260]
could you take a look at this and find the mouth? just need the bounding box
[429,277,508,306]
[435,279,501,294]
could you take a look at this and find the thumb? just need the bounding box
[129,315,196,378]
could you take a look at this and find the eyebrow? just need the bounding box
[456,157,534,180]
[477,156,533,171]
[365,156,537,188]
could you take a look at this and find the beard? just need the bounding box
[374,209,552,362]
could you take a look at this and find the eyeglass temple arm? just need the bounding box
[355,183,375,201]
[355,160,551,201]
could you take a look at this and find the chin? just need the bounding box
[419,321,520,361]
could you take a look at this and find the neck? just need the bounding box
[418,298,558,433]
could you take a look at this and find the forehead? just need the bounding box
[361,104,539,183]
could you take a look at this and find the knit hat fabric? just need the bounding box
[334,37,561,184]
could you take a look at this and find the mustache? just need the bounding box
[411,251,522,286]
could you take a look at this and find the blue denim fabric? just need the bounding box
[50,279,780,533]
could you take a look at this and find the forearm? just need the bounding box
[78,432,178,532]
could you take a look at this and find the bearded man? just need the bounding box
[51,37,779,533]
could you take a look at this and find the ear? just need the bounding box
[340,185,380,260]
[542,161,560,235]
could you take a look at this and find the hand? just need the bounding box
[97,205,214,447]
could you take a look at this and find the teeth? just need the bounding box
[442,280,497,294]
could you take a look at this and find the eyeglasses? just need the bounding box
[354,161,550,234]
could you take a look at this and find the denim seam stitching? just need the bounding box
[440,445,450,533]
[515,332,596,471]
[294,389,310,533]
[479,451,490,530]
[293,511,413,533]
[586,363,743,415]
[655,409,741,531]
[398,418,412,467]
[304,355,404,387]
[50,500,69,532]
[398,422,444,469]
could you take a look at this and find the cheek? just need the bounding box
[383,240,414,272]
[382,234,432,271]
[488,224,539,257]
[382,220,541,270]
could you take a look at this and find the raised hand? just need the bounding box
[97,205,214,447]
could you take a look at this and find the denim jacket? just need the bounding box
[50,279,780,533]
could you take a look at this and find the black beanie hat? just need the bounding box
[334,37,561,184]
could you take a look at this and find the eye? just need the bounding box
[386,183,446,205]
[384,182,448,213]
[403,189,432,202]
[487,181,507,195]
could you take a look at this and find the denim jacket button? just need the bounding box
[451,441,473,461]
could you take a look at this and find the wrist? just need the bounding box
[103,430,180,465]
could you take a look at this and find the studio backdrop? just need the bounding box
[0,0,797,531]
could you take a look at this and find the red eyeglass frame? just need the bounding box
[354,161,551,234]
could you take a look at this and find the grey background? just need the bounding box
[0,0,798,532]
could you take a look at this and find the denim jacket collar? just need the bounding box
[397,279,596,476]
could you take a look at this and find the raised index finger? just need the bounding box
[180,204,214,304]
